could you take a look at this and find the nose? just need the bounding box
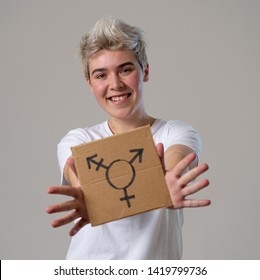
[110,74,124,91]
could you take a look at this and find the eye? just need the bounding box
[120,67,133,75]
[95,73,106,79]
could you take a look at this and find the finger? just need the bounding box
[70,218,89,236]
[156,143,165,171]
[178,163,209,187]
[182,179,209,197]
[67,157,78,176]
[47,186,78,198]
[51,210,80,228]
[156,143,164,158]
[173,153,197,177]
[46,199,77,214]
[182,199,211,208]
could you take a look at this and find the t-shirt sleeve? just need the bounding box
[165,120,202,162]
[57,128,91,185]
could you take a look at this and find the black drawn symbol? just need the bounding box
[86,149,144,207]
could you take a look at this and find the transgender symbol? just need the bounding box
[86,149,144,208]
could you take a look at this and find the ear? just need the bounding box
[143,64,149,82]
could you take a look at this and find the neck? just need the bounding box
[108,114,155,134]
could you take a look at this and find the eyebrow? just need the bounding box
[91,62,135,76]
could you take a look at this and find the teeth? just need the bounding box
[110,94,129,101]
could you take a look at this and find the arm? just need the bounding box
[157,143,210,209]
[46,158,89,236]
[164,144,197,171]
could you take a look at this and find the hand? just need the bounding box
[46,158,89,236]
[157,143,211,209]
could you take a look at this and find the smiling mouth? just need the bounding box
[107,93,132,102]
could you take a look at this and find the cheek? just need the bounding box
[128,73,143,91]
[91,83,107,98]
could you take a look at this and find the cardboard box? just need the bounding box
[71,125,172,226]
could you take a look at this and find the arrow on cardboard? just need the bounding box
[87,154,108,171]
[129,148,144,164]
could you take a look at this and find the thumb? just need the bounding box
[156,143,166,172]
[67,157,78,176]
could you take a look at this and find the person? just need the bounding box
[46,16,210,260]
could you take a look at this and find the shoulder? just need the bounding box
[153,119,202,156]
[165,119,195,131]
[153,119,197,138]
[57,121,111,180]
[58,121,111,147]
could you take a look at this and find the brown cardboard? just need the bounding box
[71,125,172,226]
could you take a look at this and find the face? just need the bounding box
[87,49,149,122]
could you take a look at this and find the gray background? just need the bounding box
[1,0,259,259]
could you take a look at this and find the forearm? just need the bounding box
[164,144,198,172]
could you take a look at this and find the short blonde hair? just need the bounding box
[79,16,148,80]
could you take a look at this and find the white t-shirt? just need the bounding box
[57,119,201,259]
